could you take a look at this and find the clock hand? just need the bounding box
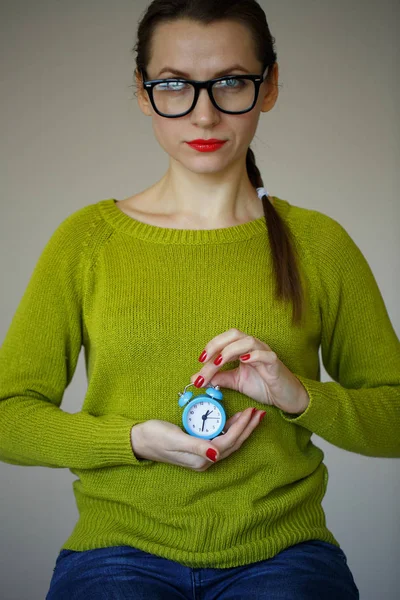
[202,410,216,432]
[202,410,211,420]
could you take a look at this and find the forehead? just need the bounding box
[148,19,259,77]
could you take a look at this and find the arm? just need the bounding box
[280,213,400,458]
[0,207,153,468]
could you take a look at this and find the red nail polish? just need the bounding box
[194,375,204,388]
[259,411,267,422]
[240,354,251,361]
[214,354,223,365]
[251,407,257,415]
[199,350,207,362]
[206,448,217,462]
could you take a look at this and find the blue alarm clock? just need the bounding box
[178,382,227,440]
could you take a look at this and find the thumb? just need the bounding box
[187,437,219,462]
[182,431,219,462]
[209,368,238,390]
[201,443,219,463]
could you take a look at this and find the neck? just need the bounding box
[147,162,265,227]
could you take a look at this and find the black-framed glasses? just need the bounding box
[141,64,270,118]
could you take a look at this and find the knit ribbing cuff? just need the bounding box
[279,375,339,433]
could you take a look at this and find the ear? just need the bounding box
[260,62,279,113]
[135,68,153,116]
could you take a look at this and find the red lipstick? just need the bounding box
[186,139,227,152]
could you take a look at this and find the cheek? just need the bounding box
[151,118,185,154]
[233,113,260,146]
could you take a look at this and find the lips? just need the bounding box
[186,140,227,153]
[188,139,225,144]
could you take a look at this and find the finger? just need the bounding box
[234,409,266,449]
[177,431,220,463]
[238,349,280,377]
[223,411,243,430]
[193,329,253,385]
[216,407,257,451]
[154,422,218,465]
[198,328,247,363]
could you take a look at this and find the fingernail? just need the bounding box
[214,354,223,366]
[251,407,257,416]
[194,375,205,388]
[198,350,207,362]
[259,411,267,422]
[240,354,251,361]
[206,448,217,462]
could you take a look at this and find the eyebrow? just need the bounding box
[155,64,251,78]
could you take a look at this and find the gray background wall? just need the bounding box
[0,1,399,598]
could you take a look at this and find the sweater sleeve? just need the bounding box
[279,212,400,458]
[0,206,152,468]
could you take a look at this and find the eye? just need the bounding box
[155,80,188,92]
[215,77,244,89]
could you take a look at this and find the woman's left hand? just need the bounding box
[190,328,310,415]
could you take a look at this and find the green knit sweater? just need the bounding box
[1,196,399,568]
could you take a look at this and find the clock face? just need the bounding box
[185,400,224,437]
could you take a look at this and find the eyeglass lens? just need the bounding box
[152,78,256,116]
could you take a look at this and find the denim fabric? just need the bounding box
[46,539,360,599]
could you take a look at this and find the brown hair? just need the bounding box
[132,0,304,326]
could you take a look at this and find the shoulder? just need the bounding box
[276,198,356,261]
[274,198,372,298]
[277,197,345,235]
[51,201,102,238]
[43,200,112,252]
[35,201,113,280]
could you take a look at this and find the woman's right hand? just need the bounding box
[130,406,266,471]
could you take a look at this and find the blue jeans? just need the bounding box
[46,540,360,599]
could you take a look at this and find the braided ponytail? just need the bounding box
[246,147,304,326]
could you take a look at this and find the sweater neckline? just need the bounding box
[96,196,289,244]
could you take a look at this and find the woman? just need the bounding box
[1,1,399,598]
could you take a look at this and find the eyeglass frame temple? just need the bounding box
[139,64,271,117]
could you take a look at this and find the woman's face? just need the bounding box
[136,19,279,174]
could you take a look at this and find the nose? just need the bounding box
[191,87,220,122]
